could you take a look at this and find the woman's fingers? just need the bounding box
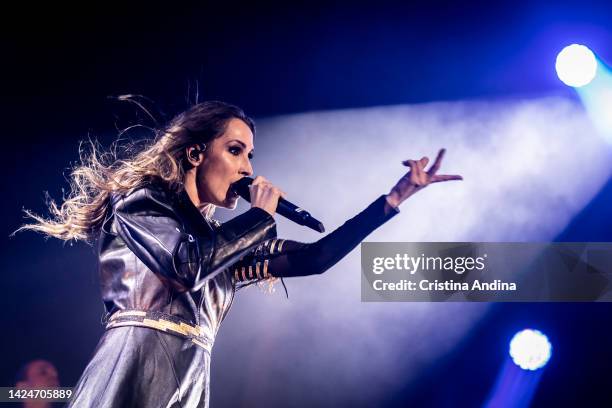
[402,150,456,187]
[249,176,284,215]
[251,176,282,193]
[431,174,463,183]
[390,149,460,206]
[402,157,429,168]
[427,148,446,176]
[251,175,268,186]
[400,159,425,187]
[405,160,421,186]
[417,157,429,185]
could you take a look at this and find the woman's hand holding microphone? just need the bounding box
[249,176,287,216]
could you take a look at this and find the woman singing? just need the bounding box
[18,101,461,407]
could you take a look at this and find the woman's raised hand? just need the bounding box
[249,176,287,216]
[386,148,462,208]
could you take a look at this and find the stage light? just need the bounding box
[555,44,598,87]
[509,329,552,371]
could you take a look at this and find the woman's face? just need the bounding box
[195,118,254,209]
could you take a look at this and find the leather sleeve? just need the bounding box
[113,186,277,292]
[232,195,399,281]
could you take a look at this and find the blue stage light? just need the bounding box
[509,329,552,371]
[555,44,598,87]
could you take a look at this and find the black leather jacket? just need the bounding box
[98,182,277,327]
[69,181,398,407]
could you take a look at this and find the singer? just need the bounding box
[18,101,461,407]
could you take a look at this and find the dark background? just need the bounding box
[2,1,612,406]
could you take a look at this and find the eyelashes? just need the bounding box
[229,146,254,160]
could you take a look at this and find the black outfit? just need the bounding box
[68,182,398,407]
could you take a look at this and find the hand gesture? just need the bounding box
[386,148,462,208]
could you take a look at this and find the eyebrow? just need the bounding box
[228,139,254,154]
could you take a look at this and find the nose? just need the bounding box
[240,157,253,177]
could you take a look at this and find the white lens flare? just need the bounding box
[509,329,552,371]
[555,44,598,87]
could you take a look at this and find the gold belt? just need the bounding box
[105,309,213,352]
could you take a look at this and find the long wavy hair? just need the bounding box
[15,100,255,245]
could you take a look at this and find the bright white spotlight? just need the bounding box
[556,44,598,87]
[509,329,552,371]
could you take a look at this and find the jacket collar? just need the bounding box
[176,189,215,235]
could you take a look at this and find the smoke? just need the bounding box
[211,96,612,407]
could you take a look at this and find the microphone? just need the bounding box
[232,177,325,233]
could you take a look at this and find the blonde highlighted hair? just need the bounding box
[15,100,255,244]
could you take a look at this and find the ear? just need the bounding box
[186,144,205,167]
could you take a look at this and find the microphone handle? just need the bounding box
[276,198,325,233]
[233,177,325,233]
